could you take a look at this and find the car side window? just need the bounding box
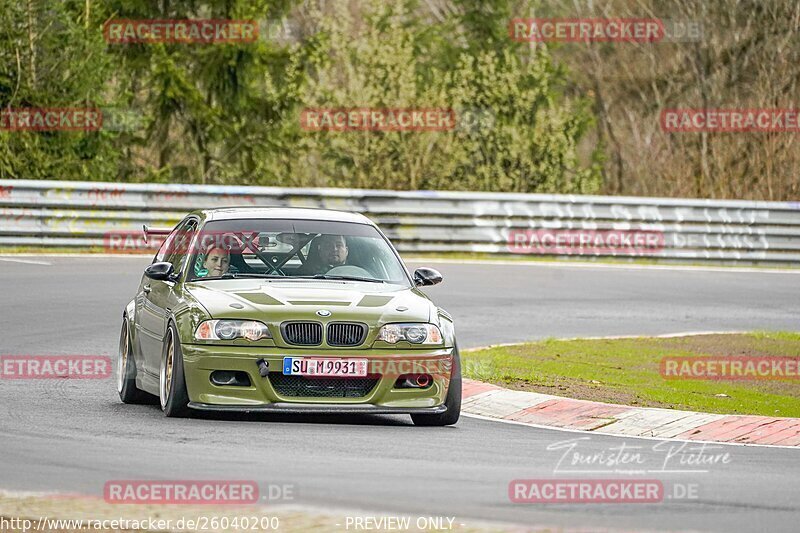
[153,225,181,264]
[164,219,198,274]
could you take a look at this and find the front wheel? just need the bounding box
[159,322,191,417]
[117,319,149,404]
[411,347,461,427]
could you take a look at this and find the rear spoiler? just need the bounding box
[142,224,172,244]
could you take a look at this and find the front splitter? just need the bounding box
[188,401,447,415]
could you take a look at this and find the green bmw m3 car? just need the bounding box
[117,207,461,426]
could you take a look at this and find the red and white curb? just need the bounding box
[462,379,800,447]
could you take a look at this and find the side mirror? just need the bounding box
[413,267,443,287]
[144,261,177,282]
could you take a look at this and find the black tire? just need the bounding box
[411,346,462,427]
[117,319,150,404]
[160,322,191,417]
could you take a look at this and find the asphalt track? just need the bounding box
[1,256,799,532]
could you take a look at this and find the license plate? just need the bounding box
[282,357,368,377]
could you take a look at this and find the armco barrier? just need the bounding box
[1,179,799,264]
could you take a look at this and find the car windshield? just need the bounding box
[183,218,410,285]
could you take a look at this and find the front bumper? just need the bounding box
[181,344,455,410]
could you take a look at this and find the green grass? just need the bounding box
[462,332,800,417]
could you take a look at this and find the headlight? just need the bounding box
[376,323,442,345]
[194,320,272,341]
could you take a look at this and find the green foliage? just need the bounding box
[294,0,598,192]
[0,0,120,179]
[0,0,599,194]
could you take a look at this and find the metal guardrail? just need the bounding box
[1,179,799,264]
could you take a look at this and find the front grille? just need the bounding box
[268,374,379,398]
[327,322,368,347]
[282,322,322,346]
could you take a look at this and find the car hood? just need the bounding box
[184,279,434,324]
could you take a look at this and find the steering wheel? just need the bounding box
[325,265,374,278]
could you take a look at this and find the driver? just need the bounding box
[299,234,349,275]
[194,243,232,278]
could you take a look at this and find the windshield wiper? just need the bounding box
[197,273,386,283]
[305,274,385,283]
[196,272,286,281]
[229,273,287,279]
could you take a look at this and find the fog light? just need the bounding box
[210,370,251,387]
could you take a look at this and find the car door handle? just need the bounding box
[143,285,151,294]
